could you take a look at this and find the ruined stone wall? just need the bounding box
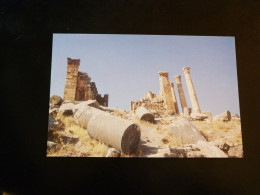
[63,57,108,106]
[75,72,91,101]
[131,92,165,113]
[63,58,80,101]
[96,94,109,106]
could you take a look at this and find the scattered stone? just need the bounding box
[231,114,240,121]
[59,132,79,144]
[193,141,228,157]
[232,114,239,118]
[213,110,231,122]
[48,114,59,131]
[59,102,75,116]
[49,108,59,117]
[190,113,208,121]
[161,138,169,144]
[202,111,213,119]
[213,141,230,153]
[50,95,63,107]
[171,117,207,144]
[106,148,121,157]
[47,141,57,149]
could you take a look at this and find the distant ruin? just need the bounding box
[63,58,108,106]
[131,67,201,116]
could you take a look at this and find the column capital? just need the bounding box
[182,67,191,74]
[174,75,181,83]
[170,82,174,87]
[158,71,169,78]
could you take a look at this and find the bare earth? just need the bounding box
[47,111,243,158]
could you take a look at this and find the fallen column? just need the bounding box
[87,111,141,154]
[74,105,141,154]
[135,106,155,123]
[74,105,104,129]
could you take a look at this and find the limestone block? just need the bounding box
[213,110,231,122]
[202,111,213,119]
[190,113,208,121]
[193,141,228,158]
[106,148,121,157]
[171,117,207,144]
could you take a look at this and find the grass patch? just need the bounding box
[113,110,128,119]
[47,114,109,157]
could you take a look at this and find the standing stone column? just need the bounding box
[174,75,188,114]
[158,71,176,113]
[182,67,201,113]
[170,82,179,114]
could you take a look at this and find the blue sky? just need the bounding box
[50,34,240,116]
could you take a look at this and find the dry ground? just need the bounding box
[47,112,243,157]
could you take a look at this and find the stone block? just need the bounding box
[213,110,231,122]
[171,117,207,144]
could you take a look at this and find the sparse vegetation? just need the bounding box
[113,110,128,119]
[47,114,109,157]
[190,120,242,144]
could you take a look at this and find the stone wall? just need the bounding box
[63,57,109,106]
[75,71,91,101]
[131,91,166,113]
[63,58,80,101]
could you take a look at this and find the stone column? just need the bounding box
[170,82,179,114]
[158,71,176,113]
[182,67,201,113]
[174,75,188,113]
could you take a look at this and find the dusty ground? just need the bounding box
[47,111,243,158]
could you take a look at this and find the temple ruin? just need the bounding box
[63,58,108,106]
[131,67,201,116]
[131,71,180,115]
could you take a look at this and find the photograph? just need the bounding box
[47,34,243,158]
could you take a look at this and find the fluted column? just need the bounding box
[174,75,188,113]
[158,71,176,112]
[182,67,201,113]
[170,82,179,114]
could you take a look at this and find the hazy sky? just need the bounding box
[50,34,240,116]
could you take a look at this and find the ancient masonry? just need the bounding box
[63,58,108,106]
[131,66,201,116]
